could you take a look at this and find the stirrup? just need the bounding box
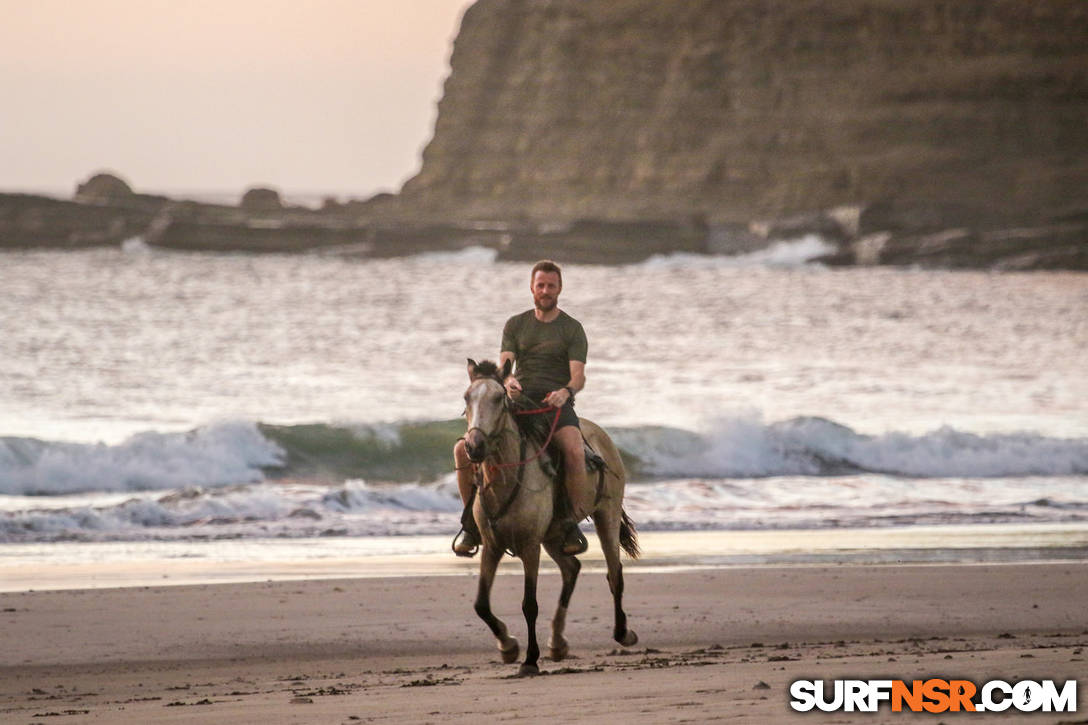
[561,522,588,555]
[583,442,606,472]
[452,528,479,558]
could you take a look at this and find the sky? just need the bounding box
[0,0,472,201]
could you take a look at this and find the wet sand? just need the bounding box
[1,562,1085,723]
[4,523,1087,592]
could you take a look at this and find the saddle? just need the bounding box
[508,395,607,524]
[535,438,606,480]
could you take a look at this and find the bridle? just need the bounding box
[463,379,516,458]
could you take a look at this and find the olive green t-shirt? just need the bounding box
[501,309,587,398]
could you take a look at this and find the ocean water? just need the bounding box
[1,241,1086,548]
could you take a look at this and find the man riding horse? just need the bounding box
[453,259,590,557]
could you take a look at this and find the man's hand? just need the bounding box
[504,376,522,397]
[543,387,571,407]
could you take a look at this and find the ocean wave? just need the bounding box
[1,475,1085,543]
[0,479,462,543]
[1,416,1085,496]
[615,416,1088,479]
[0,422,284,495]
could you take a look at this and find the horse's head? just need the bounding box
[463,357,513,463]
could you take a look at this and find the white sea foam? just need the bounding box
[411,245,499,263]
[620,475,1088,531]
[320,478,461,513]
[732,234,838,266]
[1,474,1084,543]
[120,236,151,254]
[613,416,1088,478]
[0,422,285,495]
[641,234,837,268]
[0,479,463,542]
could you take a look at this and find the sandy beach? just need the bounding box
[1,561,1085,723]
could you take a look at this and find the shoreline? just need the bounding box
[2,522,1087,593]
[1,563,1084,722]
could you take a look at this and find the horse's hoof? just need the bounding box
[499,638,520,664]
[548,639,569,662]
[518,663,540,677]
[617,630,638,647]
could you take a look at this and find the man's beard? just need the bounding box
[534,294,557,311]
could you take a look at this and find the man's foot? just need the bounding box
[561,521,588,555]
[453,528,480,557]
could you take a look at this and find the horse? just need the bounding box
[460,358,640,676]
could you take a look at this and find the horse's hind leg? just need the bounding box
[518,545,542,676]
[474,546,519,664]
[543,541,581,661]
[593,509,638,647]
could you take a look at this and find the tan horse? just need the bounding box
[461,358,640,676]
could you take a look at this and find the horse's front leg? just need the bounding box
[518,544,542,676]
[474,545,519,663]
[543,541,581,661]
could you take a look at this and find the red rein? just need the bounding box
[484,405,562,474]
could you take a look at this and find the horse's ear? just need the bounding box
[466,358,478,380]
[500,358,513,380]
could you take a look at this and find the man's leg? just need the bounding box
[454,439,474,506]
[554,426,589,554]
[453,439,480,556]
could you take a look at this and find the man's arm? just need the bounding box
[544,360,585,407]
[566,360,586,394]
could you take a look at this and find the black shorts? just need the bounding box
[554,400,579,430]
[525,392,580,430]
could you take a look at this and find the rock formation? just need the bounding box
[396,0,1088,263]
[74,172,134,204]
[240,187,285,212]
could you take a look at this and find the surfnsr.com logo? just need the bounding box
[789,679,1077,713]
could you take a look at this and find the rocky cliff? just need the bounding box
[397,0,1088,264]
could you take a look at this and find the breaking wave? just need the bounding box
[1,416,1085,496]
[0,422,284,496]
[613,416,1088,479]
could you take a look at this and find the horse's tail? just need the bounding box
[619,509,640,559]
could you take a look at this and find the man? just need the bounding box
[453,259,590,556]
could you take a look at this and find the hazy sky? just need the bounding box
[0,0,472,199]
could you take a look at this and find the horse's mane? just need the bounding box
[472,359,502,380]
